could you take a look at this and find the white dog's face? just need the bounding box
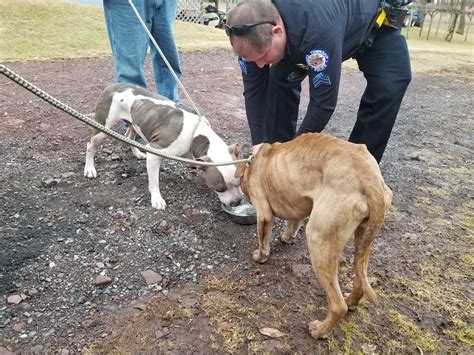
[212,166,242,207]
[197,144,242,207]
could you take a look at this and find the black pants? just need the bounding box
[262,26,412,163]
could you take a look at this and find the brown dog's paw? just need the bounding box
[252,249,268,263]
[308,320,329,340]
[343,292,359,312]
[280,234,296,244]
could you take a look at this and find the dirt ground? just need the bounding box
[1,51,473,353]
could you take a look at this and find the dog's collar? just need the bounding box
[247,154,254,165]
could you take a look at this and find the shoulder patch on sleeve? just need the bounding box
[305,49,330,72]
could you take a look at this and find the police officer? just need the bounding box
[225,0,412,163]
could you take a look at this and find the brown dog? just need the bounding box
[235,133,392,339]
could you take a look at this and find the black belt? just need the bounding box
[346,7,387,60]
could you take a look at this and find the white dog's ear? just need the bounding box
[228,144,240,159]
[195,156,212,171]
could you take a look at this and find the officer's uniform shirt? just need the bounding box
[242,0,380,144]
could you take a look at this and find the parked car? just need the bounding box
[403,8,423,27]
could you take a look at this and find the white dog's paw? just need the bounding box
[131,147,147,160]
[151,195,167,210]
[84,166,97,179]
[136,151,147,160]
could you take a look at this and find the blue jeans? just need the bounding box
[103,0,181,102]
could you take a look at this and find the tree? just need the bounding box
[456,0,466,34]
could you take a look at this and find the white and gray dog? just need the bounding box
[84,83,242,209]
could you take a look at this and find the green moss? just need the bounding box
[386,339,403,352]
[413,202,445,216]
[389,310,438,352]
[340,316,358,354]
[461,203,474,237]
[393,274,471,316]
[445,318,474,346]
[459,250,474,267]
[327,335,340,352]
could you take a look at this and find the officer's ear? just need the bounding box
[272,25,284,35]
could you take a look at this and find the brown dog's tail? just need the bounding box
[351,181,392,308]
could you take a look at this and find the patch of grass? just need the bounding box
[0,0,110,61]
[175,21,229,52]
[459,249,474,267]
[0,0,230,62]
[444,317,474,346]
[392,264,472,317]
[461,202,474,237]
[275,342,293,352]
[416,185,450,198]
[385,205,408,222]
[391,261,473,352]
[389,309,438,352]
[340,316,358,354]
[201,288,256,353]
[2,0,473,78]
[386,339,403,353]
[427,166,472,182]
[401,24,473,77]
[327,335,340,352]
[303,303,317,315]
[247,341,262,353]
[204,274,248,292]
[413,201,444,216]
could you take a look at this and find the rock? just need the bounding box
[95,275,112,286]
[259,327,286,338]
[181,296,198,307]
[42,178,60,187]
[81,319,96,328]
[291,264,312,277]
[155,327,170,339]
[141,270,162,285]
[61,172,75,179]
[0,347,15,355]
[7,295,22,305]
[132,302,147,311]
[261,340,280,352]
[12,322,24,332]
[30,345,44,353]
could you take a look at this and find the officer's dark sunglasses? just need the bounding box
[224,21,276,37]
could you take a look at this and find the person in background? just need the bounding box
[103,0,182,103]
[225,0,412,163]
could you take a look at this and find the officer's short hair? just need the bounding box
[227,0,279,54]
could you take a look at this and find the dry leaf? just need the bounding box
[259,327,286,338]
[361,343,377,355]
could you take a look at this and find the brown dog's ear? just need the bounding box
[228,143,240,160]
[235,163,247,179]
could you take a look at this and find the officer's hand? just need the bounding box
[253,143,263,155]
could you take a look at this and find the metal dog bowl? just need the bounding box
[221,197,257,225]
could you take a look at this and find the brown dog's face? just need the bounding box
[234,163,250,199]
